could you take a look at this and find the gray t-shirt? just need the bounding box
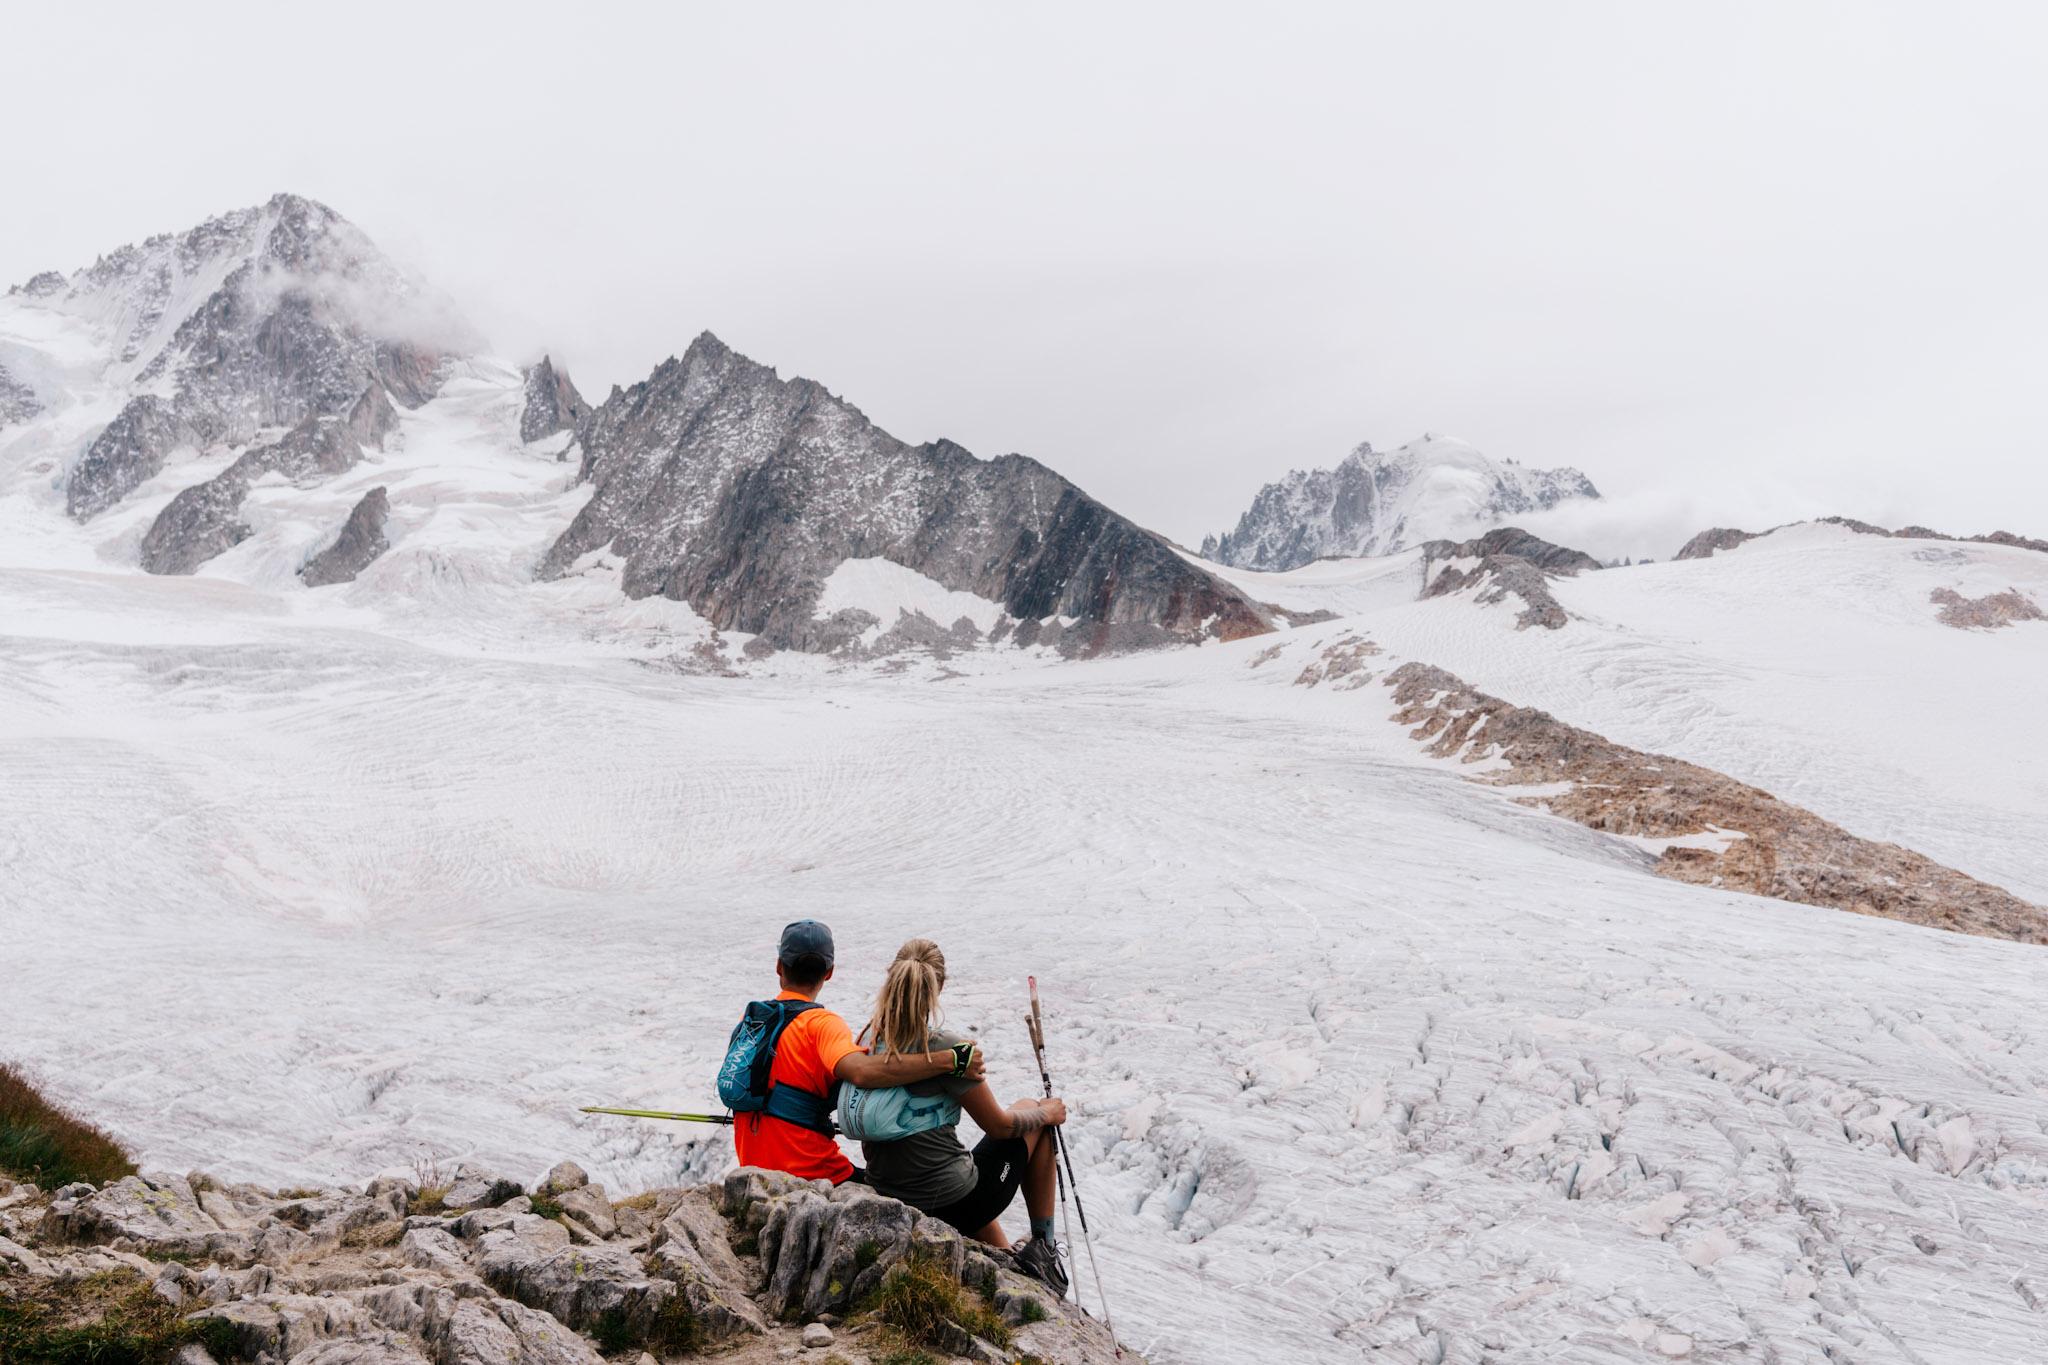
[859,1030,979,1209]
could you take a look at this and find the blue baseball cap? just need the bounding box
[778,919,835,968]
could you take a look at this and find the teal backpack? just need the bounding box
[836,1083,960,1142]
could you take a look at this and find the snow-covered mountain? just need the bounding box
[1,196,1268,658]
[1,193,472,523]
[6,196,2048,1365]
[1200,434,1599,569]
[541,331,1272,654]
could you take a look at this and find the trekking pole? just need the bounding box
[1027,976,1118,1353]
[1024,1002,1078,1298]
[579,1106,734,1125]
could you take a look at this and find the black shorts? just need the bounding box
[922,1136,1029,1234]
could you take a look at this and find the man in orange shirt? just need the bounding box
[734,920,984,1185]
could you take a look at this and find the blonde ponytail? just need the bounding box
[866,938,947,1059]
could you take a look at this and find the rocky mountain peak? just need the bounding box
[38,194,475,520]
[518,355,591,447]
[1202,435,1600,571]
[540,337,1272,655]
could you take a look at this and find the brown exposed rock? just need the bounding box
[1930,586,2045,630]
[1383,661,2048,944]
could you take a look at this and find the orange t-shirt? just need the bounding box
[731,990,860,1183]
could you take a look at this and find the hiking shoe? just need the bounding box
[1012,1236,1070,1297]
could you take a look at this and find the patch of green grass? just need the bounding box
[1018,1295,1049,1324]
[613,1191,658,1212]
[731,1228,760,1257]
[853,1238,882,1273]
[874,1351,941,1365]
[407,1185,450,1217]
[0,1064,136,1189]
[861,1250,1012,1352]
[528,1192,564,1222]
[588,1294,704,1356]
[0,1268,239,1364]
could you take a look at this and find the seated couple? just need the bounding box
[732,920,1069,1292]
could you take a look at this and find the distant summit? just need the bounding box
[1201,435,1599,571]
[9,192,476,520]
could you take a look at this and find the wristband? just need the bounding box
[950,1042,974,1077]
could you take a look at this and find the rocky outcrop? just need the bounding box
[1673,527,1758,560]
[0,1164,1130,1365]
[1930,586,2044,630]
[67,394,185,519]
[301,488,393,587]
[141,384,398,576]
[1418,527,1601,630]
[54,193,467,520]
[10,269,67,298]
[538,331,1271,656]
[0,360,39,427]
[1201,435,1599,570]
[519,356,590,448]
[1381,661,2048,943]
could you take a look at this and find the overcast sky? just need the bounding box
[9,2,2045,557]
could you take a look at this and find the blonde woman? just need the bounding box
[859,938,1070,1293]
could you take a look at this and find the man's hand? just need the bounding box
[960,1043,986,1082]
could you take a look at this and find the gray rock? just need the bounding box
[42,1173,271,1264]
[0,361,40,428]
[399,1225,472,1278]
[801,1321,834,1347]
[520,356,591,447]
[172,1347,222,1365]
[142,384,398,576]
[12,269,66,298]
[67,394,184,519]
[646,1191,767,1341]
[549,1184,615,1240]
[301,487,392,586]
[758,1184,924,1321]
[536,332,1271,657]
[1673,526,1759,560]
[0,1231,50,1275]
[187,1293,373,1360]
[440,1164,525,1212]
[531,1161,587,1196]
[441,1299,606,1365]
[284,1335,435,1364]
[478,1232,670,1337]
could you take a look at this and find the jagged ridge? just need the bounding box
[539,332,1272,655]
[1202,435,1599,570]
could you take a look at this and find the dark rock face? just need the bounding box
[140,384,399,576]
[519,356,590,447]
[539,332,1271,655]
[10,269,67,298]
[1418,527,1602,630]
[0,361,40,427]
[1202,437,1600,570]
[56,193,467,521]
[301,487,393,587]
[1673,527,1758,560]
[66,395,184,519]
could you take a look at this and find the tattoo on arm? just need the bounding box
[1009,1102,1046,1138]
